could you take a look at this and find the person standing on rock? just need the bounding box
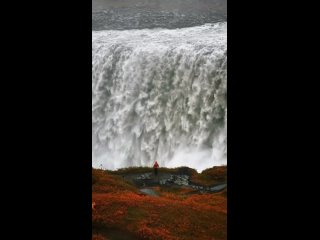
[153,160,159,176]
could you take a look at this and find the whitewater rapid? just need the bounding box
[92,22,227,172]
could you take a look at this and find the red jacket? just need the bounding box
[153,161,159,168]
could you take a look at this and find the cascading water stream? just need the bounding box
[92,22,227,172]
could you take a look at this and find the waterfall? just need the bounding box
[92,22,227,172]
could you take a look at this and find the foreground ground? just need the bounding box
[92,166,227,240]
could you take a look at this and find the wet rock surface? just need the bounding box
[136,173,152,180]
[129,172,226,193]
[160,174,189,186]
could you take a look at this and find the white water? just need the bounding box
[92,22,227,172]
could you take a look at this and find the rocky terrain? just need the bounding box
[122,170,227,195]
[93,166,227,240]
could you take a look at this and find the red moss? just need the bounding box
[92,169,227,240]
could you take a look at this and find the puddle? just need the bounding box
[211,183,227,192]
[139,188,159,196]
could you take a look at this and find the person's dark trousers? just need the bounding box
[154,168,158,176]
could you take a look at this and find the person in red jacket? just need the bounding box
[153,160,159,176]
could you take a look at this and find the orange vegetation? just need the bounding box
[92,169,227,240]
[190,166,227,186]
[92,234,107,240]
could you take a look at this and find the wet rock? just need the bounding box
[136,173,152,180]
[159,179,167,185]
[173,175,189,186]
[158,174,190,186]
